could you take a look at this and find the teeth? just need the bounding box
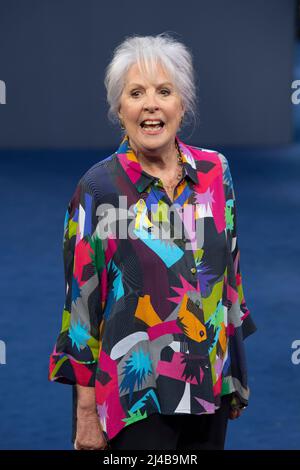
[144,126,161,130]
[142,120,162,126]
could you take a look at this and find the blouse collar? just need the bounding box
[116,134,199,193]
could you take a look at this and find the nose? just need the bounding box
[143,91,159,112]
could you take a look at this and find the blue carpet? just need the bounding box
[0,141,299,449]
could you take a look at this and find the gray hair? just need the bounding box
[104,33,197,131]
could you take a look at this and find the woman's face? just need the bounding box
[118,62,184,155]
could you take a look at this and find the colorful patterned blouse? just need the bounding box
[49,135,256,443]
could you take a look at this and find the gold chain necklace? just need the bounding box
[162,142,184,198]
[175,141,184,181]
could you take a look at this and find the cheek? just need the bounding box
[119,99,138,121]
[166,103,183,123]
[125,106,141,123]
[168,112,182,127]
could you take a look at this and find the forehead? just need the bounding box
[124,62,173,87]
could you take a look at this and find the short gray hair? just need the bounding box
[104,33,197,130]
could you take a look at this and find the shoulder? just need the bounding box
[82,152,117,184]
[188,143,229,167]
[181,141,231,174]
[77,151,118,200]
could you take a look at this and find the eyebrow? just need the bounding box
[127,82,174,89]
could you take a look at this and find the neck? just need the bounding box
[128,137,179,173]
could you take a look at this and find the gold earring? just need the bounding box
[119,119,125,130]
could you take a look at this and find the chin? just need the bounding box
[142,138,169,151]
[138,129,173,147]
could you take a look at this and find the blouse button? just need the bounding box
[190,267,197,274]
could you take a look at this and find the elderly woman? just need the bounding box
[49,33,256,451]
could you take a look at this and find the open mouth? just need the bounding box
[140,119,165,131]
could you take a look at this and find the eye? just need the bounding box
[160,89,171,96]
[130,90,142,98]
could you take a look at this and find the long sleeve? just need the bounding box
[49,177,106,386]
[220,153,257,340]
